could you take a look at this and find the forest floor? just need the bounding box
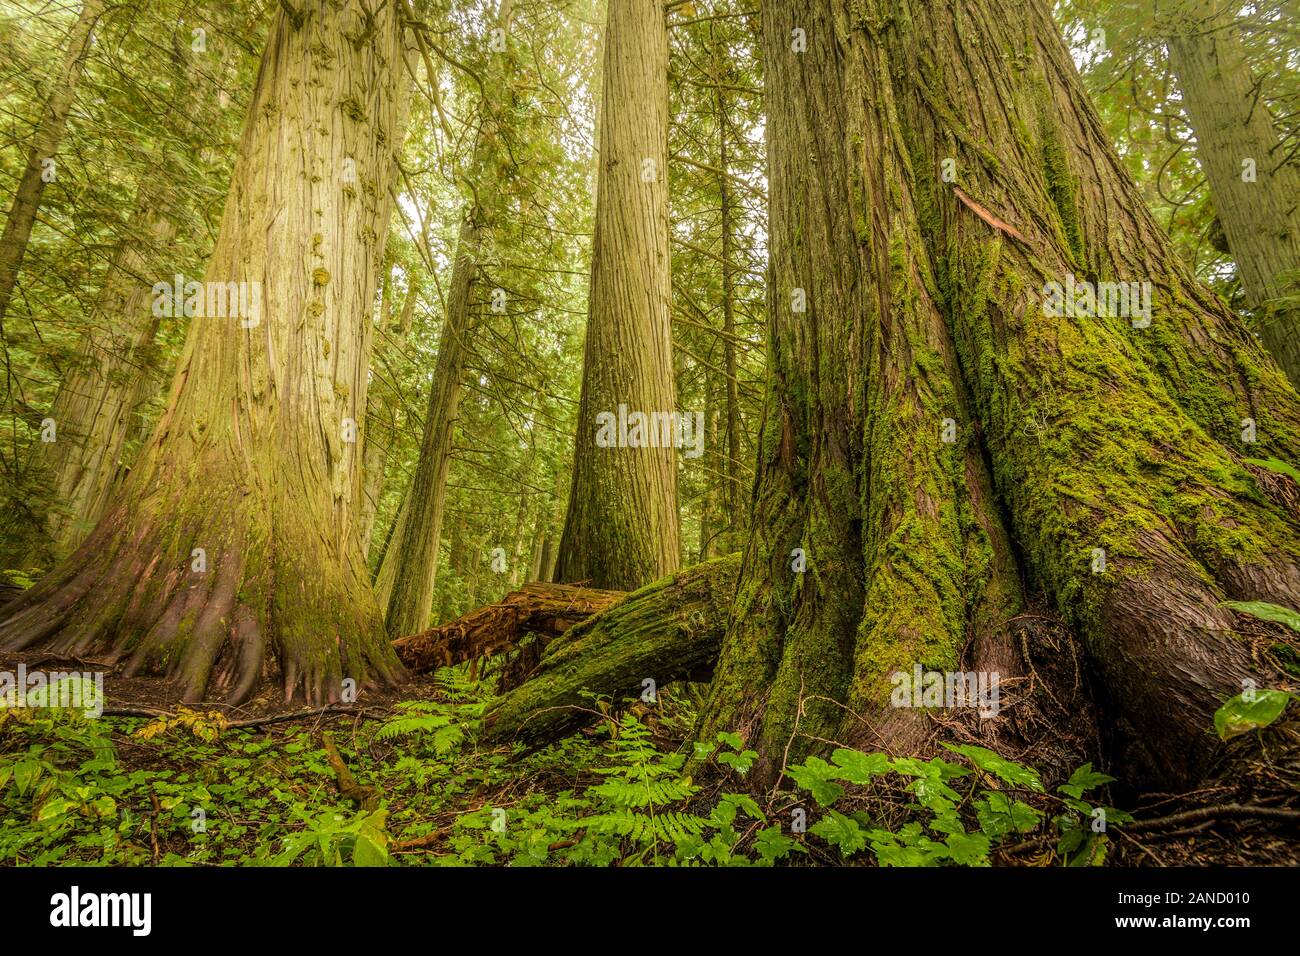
[2,645,1298,866]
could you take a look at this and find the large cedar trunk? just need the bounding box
[695,0,1300,792]
[553,0,680,591]
[0,1,410,705]
[1164,0,1300,386]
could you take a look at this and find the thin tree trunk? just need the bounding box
[359,272,419,549]
[377,213,481,633]
[377,0,515,634]
[0,1,412,705]
[554,0,679,590]
[1165,0,1300,385]
[0,0,104,326]
[712,27,742,551]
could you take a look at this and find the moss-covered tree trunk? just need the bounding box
[1165,0,1300,386]
[0,1,411,705]
[697,0,1300,792]
[0,0,104,326]
[553,0,680,591]
[483,554,739,747]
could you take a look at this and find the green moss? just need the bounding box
[339,97,366,123]
[1037,105,1085,265]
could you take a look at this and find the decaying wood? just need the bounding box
[481,554,739,747]
[391,582,625,678]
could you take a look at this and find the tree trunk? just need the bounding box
[695,0,1300,793]
[1165,0,1300,386]
[42,190,173,558]
[377,0,517,634]
[392,580,623,673]
[0,0,104,326]
[0,1,411,705]
[712,28,743,553]
[377,213,481,634]
[553,0,679,591]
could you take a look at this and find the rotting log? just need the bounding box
[392,582,625,675]
[479,553,740,747]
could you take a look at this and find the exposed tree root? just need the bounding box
[321,731,380,811]
[0,481,405,708]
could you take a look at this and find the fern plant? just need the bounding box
[374,670,487,756]
[584,716,707,864]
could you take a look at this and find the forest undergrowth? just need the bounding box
[4,653,1296,867]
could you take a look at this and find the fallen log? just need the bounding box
[392,582,624,675]
[480,553,741,747]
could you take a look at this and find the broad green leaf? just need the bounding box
[944,831,991,866]
[830,748,890,784]
[13,758,40,795]
[718,749,758,774]
[787,757,844,807]
[753,825,802,863]
[37,797,77,823]
[352,833,388,867]
[1213,689,1292,740]
[1222,600,1300,634]
[942,744,1043,791]
[809,810,867,857]
[1058,762,1116,799]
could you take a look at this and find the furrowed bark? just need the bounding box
[704,0,1300,793]
[482,553,739,747]
[696,0,1028,783]
[554,0,680,591]
[898,0,1300,789]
